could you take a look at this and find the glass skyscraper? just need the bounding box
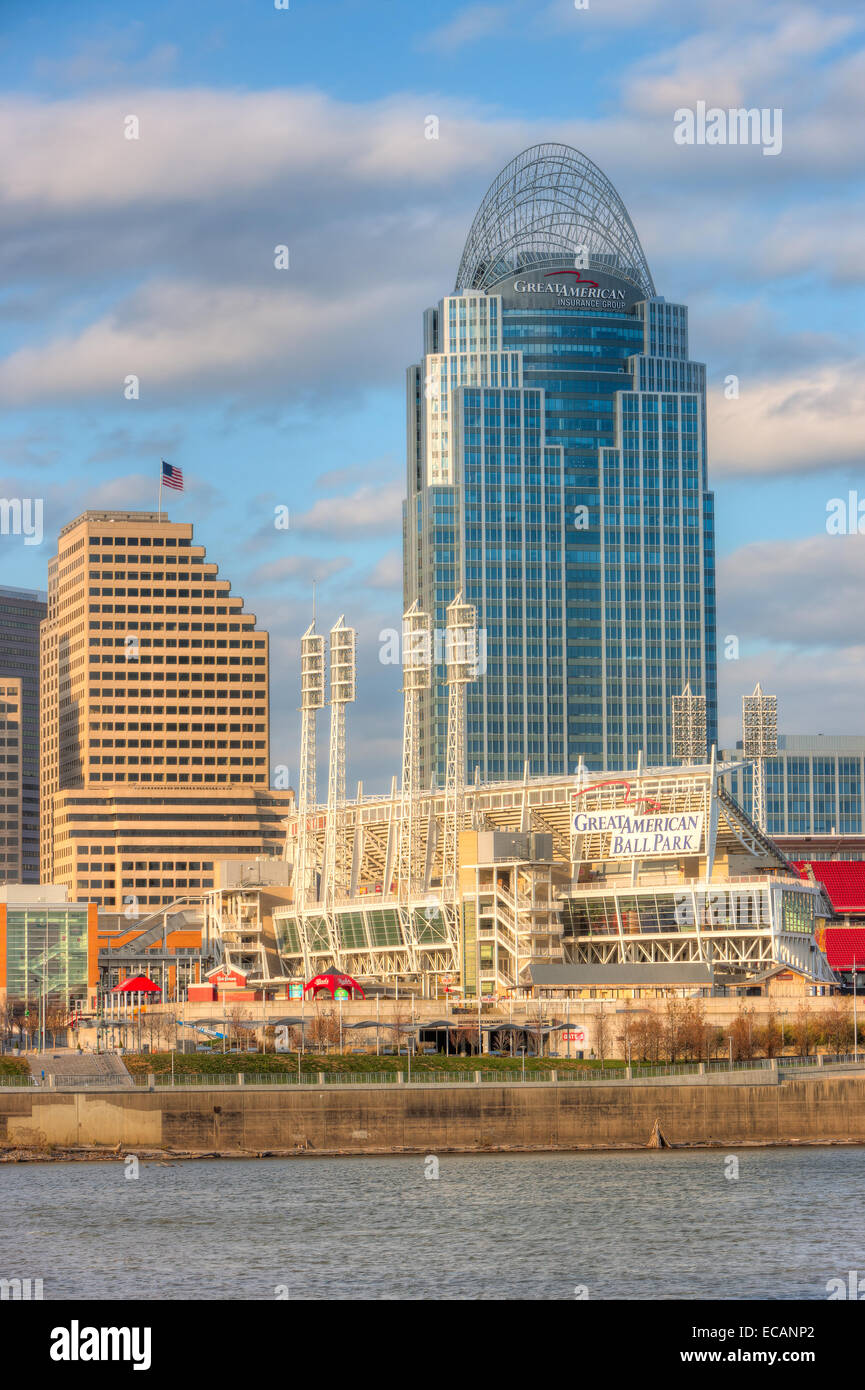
[404,144,717,785]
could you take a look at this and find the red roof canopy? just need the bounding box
[112,975,161,994]
[793,861,865,914]
[823,929,865,972]
[304,972,365,999]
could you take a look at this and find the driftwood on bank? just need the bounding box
[647,1117,671,1148]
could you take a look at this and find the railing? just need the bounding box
[4,1054,863,1089]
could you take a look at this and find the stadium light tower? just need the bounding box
[442,593,478,897]
[672,682,707,766]
[742,682,778,834]
[397,602,432,901]
[324,616,356,904]
[294,620,325,908]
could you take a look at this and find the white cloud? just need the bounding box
[708,363,865,476]
[625,8,858,116]
[422,5,508,54]
[250,554,351,586]
[292,482,404,538]
[0,279,411,402]
[365,549,403,589]
[716,530,865,743]
[717,534,865,646]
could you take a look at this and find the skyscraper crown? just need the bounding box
[455,142,655,300]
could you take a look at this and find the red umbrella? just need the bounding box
[112,976,161,994]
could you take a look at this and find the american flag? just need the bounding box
[161,459,184,491]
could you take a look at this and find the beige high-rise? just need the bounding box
[40,511,292,911]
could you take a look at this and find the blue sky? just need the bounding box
[0,0,863,787]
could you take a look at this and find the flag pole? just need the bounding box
[158,462,163,520]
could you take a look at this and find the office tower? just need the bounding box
[0,585,47,881]
[40,510,292,911]
[722,735,865,859]
[404,143,717,784]
[0,679,23,882]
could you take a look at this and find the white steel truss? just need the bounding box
[742,682,778,834]
[323,617,356,906]
[396,602,431,903]
[293,621,325,908]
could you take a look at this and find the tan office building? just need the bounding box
[40,510,293,911]
[0,678,23,882]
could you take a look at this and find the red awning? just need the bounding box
[112,975,162,994]
[304,972,366,1000]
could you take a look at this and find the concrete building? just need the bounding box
[39,510,293,911]
[0,585,47,882]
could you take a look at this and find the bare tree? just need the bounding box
[306,1005,339,1054]
[225,1005,251,1050]
[631,1009,663,1063]
[594,1008,611,1065]
[45,1001,68,1049]
[678,1000,709,1062]
[754,1011,783,1059]
[453,1023,480,1056]
[820,1002,853,1056]
[662,998,688,1063]
[389,1001,411,1053]
[728,1007,757,1061]
[792,1003,819,1057]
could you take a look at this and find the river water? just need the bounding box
[2,1147,864,1300]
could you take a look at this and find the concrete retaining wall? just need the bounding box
[2,1073,865,1153]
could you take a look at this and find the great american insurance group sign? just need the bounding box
[573,798,705,859]
[491,266,642,313]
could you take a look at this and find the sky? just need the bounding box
[0,0,863,790]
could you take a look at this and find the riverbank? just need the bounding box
[3,1069,865,1155]
[5,1134,865,1163]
